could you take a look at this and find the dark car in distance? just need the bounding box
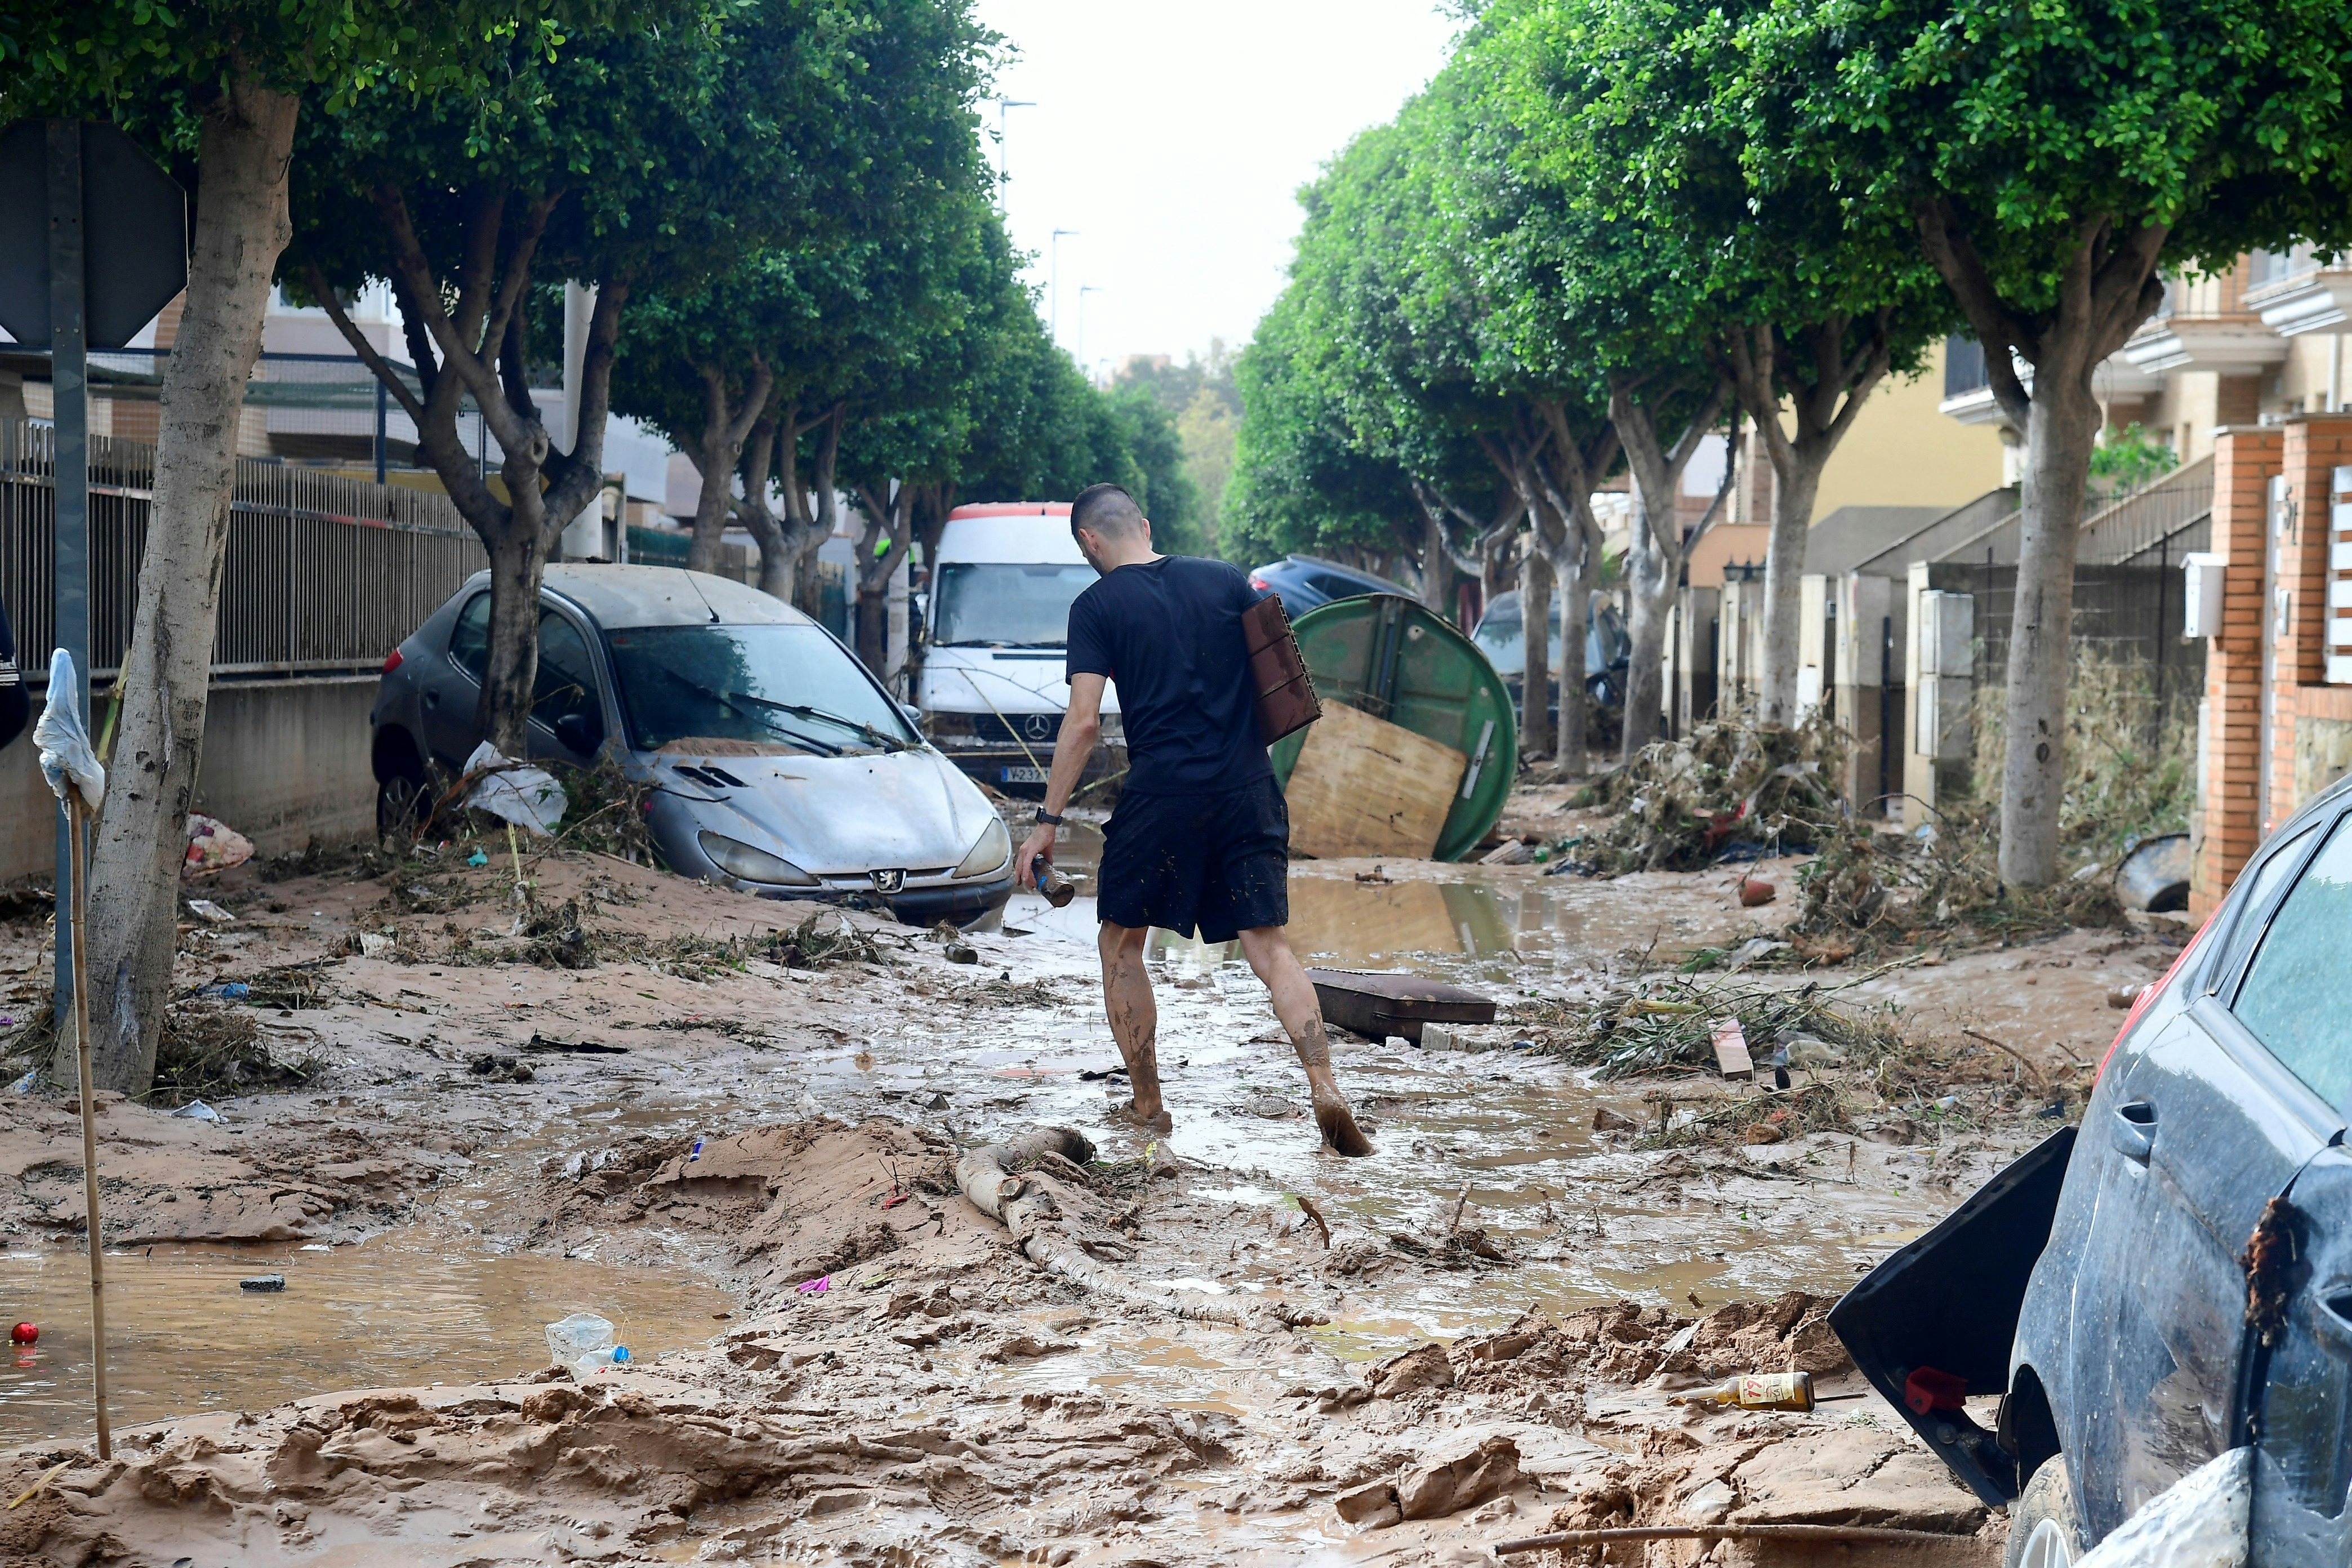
[1832,770,2352,1566]
[1244,554,1417,614]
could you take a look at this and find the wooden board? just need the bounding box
[1283,700,1467,861]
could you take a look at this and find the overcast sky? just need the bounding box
[977,1,1461,378]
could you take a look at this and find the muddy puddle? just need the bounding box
[870,880,1976,1392]
[0,1226,732,1446]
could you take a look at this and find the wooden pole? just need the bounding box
[65,795,110,1460]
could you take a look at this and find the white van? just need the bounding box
[915,503,1123,794]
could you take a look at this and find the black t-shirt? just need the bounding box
[1066,555,1271,796]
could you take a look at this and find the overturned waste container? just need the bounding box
[1272,594,1517,863]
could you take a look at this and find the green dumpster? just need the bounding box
[1271,594,1517,862]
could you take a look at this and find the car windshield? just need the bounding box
[604,623,916,755]
[931,562,1097,647]
[1471,600,1564,679]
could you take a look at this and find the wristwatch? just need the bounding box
[1035,810,1065,826]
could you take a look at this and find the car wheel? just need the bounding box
[2005,1455,2085,1568]
[377,765,430,847]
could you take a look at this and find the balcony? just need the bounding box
[2123,262,2287,375]
[1936,335,2162,427]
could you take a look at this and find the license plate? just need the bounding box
[999,765,1048,783]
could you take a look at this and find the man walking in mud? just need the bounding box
[1015,484,1374,1157]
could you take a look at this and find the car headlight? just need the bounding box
[698,831,819,887]
[926,712,977,740]
[953,818,1011,880]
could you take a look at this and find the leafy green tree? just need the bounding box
[0,0,602,1094]
[1428,26,1732,759]
[1486,0,1951,726]
[292,0,825,757]
[2088,422,2176,497]
[1734,0,2352,883]
[1118,343,1240,550]
[1231,121,1518,624]
[608,0,996,603]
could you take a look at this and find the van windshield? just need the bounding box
[931,562,1097,647]
[605,623,915,755]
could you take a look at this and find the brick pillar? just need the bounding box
[2269,415,2352,822]
[2192,425,2280,919]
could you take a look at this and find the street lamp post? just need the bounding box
[1050,228,1077,347]
[995,99,1035,183]
[1077,285,1105,377]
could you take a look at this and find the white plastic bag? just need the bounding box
[462,741,565,836]
[32,650,104,812]
[545,1311,615,1365]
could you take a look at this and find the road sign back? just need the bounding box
[0,120,188,350]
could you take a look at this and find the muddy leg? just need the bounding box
[1235,925,1373,1157]
[1097,921,1171,1133]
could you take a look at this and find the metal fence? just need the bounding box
[0,419,486,687]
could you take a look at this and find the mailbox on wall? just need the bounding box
[2181,553,2226,640]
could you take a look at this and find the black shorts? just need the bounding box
[1096,776,1288,943]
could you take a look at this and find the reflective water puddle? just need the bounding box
[0,1225,732,1446]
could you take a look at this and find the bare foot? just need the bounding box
[1311,1085,1374,1157]
[1115,1101,1174,1135]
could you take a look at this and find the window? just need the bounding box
[449,592,491,681]
[605,622,916,755]
[2232,815,2352,1113]
[534,612,601,743]
[2208,822,2320,997]
[930,563,1097,647]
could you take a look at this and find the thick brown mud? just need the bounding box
[0,803,2182,1563]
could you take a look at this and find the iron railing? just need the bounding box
[0,419,485,686]
[2078,455,2215,567]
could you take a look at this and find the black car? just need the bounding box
[1244,554,1416,614]
[1833,770,2352,1565]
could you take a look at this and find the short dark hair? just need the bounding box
[1070,483,1146,538]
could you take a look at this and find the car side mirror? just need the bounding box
[899,701,923,728]
[554,710,602,755]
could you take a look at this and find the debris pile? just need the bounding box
[1513,972,1904,1082]
[1565,718,1845,874]
[1794,806,2122,952]
[148,1000,322,1107]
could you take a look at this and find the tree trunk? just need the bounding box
[1908,203,2168,883]
[482,525,548,754]
[312,186,627,765]
[686,360,772,576]
[1418,504,1452,614]
[792,407,843,618]
[1725,319,1890,726]
[1621,511,1673,756]
[1756,455,1823,725]
[1611,372,1730,758]
[733,413,792,600]
[1519,545,1554,760]
[853,478,913,680]
[1549,525,1590,773]
[1998,371,2102,885]
[76,78,298,1095]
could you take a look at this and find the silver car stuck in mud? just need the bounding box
[370,565,1015,926]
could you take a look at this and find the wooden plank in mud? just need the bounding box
[1282,701,1465,861]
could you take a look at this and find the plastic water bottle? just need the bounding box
[545,1311,615,1365]
[1036,861,1076,909]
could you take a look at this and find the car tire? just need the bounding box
[2005,1455,2086,1568]
[377,763,430,847]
